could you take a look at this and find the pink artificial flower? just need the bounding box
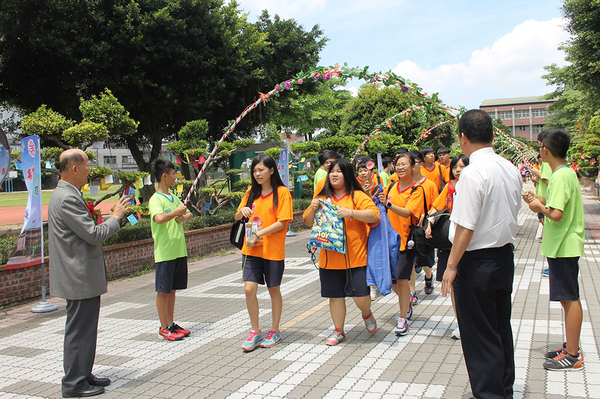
[276,84,282,92]
[298,79,303,84]
[401,85,409,92]
[324,73,331,81]
[285,81,291,90]
[366,161,375,170]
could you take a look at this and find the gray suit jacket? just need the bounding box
[48,180,121,300]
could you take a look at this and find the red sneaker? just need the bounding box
[159,327,184,341]
[169,323,190,337]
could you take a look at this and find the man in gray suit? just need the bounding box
[49,149,129,398]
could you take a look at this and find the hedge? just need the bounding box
[1,198,315,265]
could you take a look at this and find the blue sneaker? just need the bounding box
[242,330,262,352]
[542,269,549,277]
[260,330,281,348]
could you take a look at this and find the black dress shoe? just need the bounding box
[87,375,111,387]
[63,385,105,398]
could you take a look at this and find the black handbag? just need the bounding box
[424,209,452,249]
[230,217,248,249]
[405,185,433,257]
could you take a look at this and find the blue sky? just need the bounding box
[235,0,569,109]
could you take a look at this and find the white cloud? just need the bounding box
[392,18,570,109]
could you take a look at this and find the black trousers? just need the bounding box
[454,244,515,399]
[62,296,101,395]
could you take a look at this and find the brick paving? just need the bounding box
[1,182,600,398]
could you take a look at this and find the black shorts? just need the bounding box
[538,212,545,220]
[548,257,580,301]
[155,257,188,293]
[319,266,369,298]
[393,251,415,282]
[416,251,435,267]
[436,249,450,282]
[242,255,285,288]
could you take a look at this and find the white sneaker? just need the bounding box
[451,327,461,340]
[395,317,408,336]
[370,287,378,301]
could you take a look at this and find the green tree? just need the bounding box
[329,85,455,154]
[571,113,600,177]
[541,1,600,133]
[267,79,352,141]
[0,1,326,175]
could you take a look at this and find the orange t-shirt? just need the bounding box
[389,173,399,184]
[418,177,438,212]
[436,161,451,182]
[237,185,293,260]
[303,190,380,270]
[421,163,447,191]
[386,182,425,251]
[433,183,450,211]
[313,177,326,199]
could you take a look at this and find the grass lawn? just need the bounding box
[0,187,121,207]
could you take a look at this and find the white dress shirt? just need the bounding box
[449,147,523,251]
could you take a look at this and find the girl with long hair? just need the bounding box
[303,159,380,346]
[426,153,469,339]
[234,154,293,351]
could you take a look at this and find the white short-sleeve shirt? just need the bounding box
[449,147,523,251]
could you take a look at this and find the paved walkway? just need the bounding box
[1,184,600,398]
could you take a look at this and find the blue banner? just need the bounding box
[277,149,290,189]
[6,136,43,269]
[0,144,8,185]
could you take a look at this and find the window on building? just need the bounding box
[499,111,513,120]
[514,110,530,119]
[488,112,497,120]
[531,109,548,118]
[532,125,545,134]
[122,155,134,165]
[104,155,117,165]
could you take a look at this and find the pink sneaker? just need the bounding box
[326,329,346,346]
[242,330,262,352]
[363,312,377,333]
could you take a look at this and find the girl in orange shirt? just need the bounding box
[378,153,425,336]
[426,153,468,340]
[235,154,293,351]
[303,159,380,346]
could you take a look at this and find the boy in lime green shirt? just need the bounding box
[524,129,584,371]
[149,159,193,341]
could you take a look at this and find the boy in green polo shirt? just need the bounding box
[524,129,584,371]
[150,159,193,341]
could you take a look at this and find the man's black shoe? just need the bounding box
[88,375,111,387]
[63,385,105,398]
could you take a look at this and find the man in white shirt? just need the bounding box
[442,110,522,399]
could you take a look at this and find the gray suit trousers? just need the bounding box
[62,296,101,395]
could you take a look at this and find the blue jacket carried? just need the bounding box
[367,190,400,296]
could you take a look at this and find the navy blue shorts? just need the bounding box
[319,266,370,298]
[416,251,435,267]
[538,212,545,220]
[155,257,188,293]
[242,255,285,288]
[436,249,450,282]
[548,257,580,301]
[393,251,415,282]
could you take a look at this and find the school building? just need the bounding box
[479,96,556,142]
